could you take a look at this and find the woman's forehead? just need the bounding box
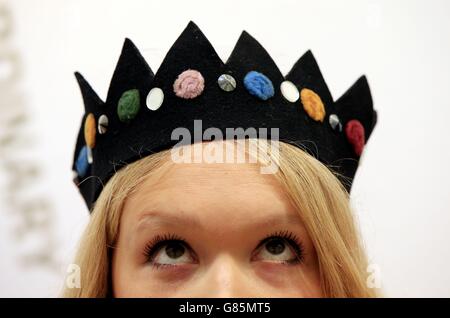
[121,160,300,231]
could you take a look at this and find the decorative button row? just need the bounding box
[74,69,367,179]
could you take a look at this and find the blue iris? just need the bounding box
[75,145,90,178]
[243,71,275,101]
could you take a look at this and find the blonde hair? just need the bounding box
[63,140,377,297]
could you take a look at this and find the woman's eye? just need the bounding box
[253,237,302,264]
[148,241,195,266]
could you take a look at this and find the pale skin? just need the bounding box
[112,152,322,297]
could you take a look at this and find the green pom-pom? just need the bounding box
[117,89,140,123]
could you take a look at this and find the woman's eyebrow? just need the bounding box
[133,210,202,233]
[133,209,305,234]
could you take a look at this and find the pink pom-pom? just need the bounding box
[345,119,365,156]
[173,69,205,99]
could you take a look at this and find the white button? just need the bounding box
[280,81,299,103]
[87,147,93,164]
[218,74,236,92]
[329,114,342,132]
[146,87,164,111]
[98,114,108,134]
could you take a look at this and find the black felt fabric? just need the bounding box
[72,21,377,212]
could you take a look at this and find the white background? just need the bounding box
[0,0,449,297]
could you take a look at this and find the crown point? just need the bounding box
[286,50,333,105]
[235,30,258,47]
[154,21,223,82]
[120,38,141,57]
[74,71,87,86]
[227,30,283,81]
[122,38,136,50]
[107,37,154,103]
[74,71,104,109]
[303,49,314,58]
[336,75,373,111]
[178,20,205,40]
[357,75,370,91]
[186,20,199,29]
[239,30,251,39]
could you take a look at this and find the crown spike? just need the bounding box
[285,50,333,105]
[74,72,104,112]
[335,75,376,140]
[337,75,372,105]
[226,31,283,82]
[106,38,154,104]
[153,21,224,87]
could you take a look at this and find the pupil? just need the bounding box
[266,239,285,255]
[165,242,185,259]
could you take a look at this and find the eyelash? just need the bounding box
[256,230,305,265]
[143,233,191,267]
[143,230,305,267]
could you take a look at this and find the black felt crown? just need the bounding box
[73,21,377,211]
